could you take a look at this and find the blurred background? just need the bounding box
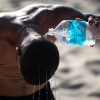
[0,0,100,100]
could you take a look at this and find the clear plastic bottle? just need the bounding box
[46,20,95,45]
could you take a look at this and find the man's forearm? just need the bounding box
[53,6,85,22]
[53,5,100,22]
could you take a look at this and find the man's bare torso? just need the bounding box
[0,3,93,96]
[0,4,56,96]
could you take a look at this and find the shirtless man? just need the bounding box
[0,4,100,100]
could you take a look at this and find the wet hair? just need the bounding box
[20,37,59,85]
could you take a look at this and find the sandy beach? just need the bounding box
[0,0,100,100]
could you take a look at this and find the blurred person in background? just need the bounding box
[0,4,100,100]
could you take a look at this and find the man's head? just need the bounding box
[18,36,59,85]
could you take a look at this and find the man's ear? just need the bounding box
[16,47,21,56]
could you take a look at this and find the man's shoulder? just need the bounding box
[19,4,68,13]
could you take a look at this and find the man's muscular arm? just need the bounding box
[48,5,100,26]
[16,4,99,42]
[21,4,99,34]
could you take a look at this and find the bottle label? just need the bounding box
[67,20,86,45]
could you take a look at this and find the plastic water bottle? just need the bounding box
[46,20,95,45]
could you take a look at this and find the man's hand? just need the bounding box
[88,16,100,40]
[76,17,100,38]
[75,16,100,47]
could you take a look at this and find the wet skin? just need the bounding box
[0,4,100,96]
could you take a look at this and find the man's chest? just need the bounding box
[0,37,16,64]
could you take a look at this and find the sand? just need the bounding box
[0,0,100,100]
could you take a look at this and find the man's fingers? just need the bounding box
[95,18,100,28]
[88,16,95,26]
